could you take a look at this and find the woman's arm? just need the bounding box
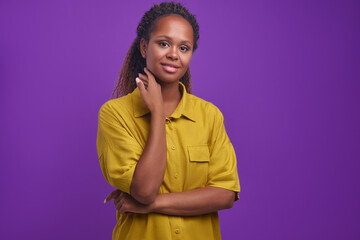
[130,113,166,205]
[129,67,167,205]
[150,186,236,216]
[106,186,236,216]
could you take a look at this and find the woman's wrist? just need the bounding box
[151,109,166,120]
[147,194,163,213]
[147,196,157,213]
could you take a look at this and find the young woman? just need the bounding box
[97,2,240,240]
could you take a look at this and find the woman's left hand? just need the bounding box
[105,190,152,215]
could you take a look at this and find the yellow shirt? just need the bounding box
[97,81,240,240]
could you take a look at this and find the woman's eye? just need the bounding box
[180,46,189,52]
[159,42,168,47]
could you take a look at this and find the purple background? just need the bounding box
[1,0,359,239]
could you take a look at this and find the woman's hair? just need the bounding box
[111,1,200,98]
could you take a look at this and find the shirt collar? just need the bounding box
[132,81,196,122]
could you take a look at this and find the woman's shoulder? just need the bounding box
[98,93,134,120]
[101,92,132,108]
[187,93,223,118]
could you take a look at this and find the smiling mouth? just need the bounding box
[161,64,179,73]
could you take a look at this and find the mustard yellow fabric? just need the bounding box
[97,81,240,240]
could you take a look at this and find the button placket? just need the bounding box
[169,121,173,130]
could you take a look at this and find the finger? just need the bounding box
[115,197,124,210]
[114,195,121,205]
[138,73,148,81]
[115,193,125,208]
[117,200,128,215]
[104,190,121,203]
[119,204,127,215]
[138,81,148,87]
[143,67,155,80]
[119,196,125,206]
[143,68,159,87]
[136,77,147,94]
[116,200,122,211]
[143,67,151,75]
[114,192,124,205]
[138,74,149,87]
[118,205,124,214]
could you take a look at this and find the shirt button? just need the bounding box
[174,173,178,179]
[171,146,175,150]
[175,229,180,234]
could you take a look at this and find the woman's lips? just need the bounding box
[161,64,178,73]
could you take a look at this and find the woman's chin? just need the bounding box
[155,75,180,85]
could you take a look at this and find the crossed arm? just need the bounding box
[103,109,236,216]
[105,186,236,216]
[103,68,236,216]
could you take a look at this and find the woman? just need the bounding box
[97,2,240,240]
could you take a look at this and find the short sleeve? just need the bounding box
[207,107,240,201]
[96,102,143,194]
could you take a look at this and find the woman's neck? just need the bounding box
[160,81,182,104]
[160,81,183,118]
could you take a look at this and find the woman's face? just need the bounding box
[140,14,194,84]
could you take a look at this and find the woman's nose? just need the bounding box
[166,47,179,60]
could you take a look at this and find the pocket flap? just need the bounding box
[188,145,210,162]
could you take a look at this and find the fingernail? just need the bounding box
[135,77,140,84]
[104,198,107,204]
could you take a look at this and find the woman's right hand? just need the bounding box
[136,67,164,117]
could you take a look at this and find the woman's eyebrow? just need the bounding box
[157,35,193,46]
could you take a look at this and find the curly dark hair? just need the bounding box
[111,1,200,98]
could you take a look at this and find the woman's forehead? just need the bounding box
[150,15,194,42]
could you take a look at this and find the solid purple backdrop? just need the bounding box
[1,0,359,239]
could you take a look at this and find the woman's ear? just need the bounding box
[140,38,147,59]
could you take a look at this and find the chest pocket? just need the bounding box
[187,145,210,189]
